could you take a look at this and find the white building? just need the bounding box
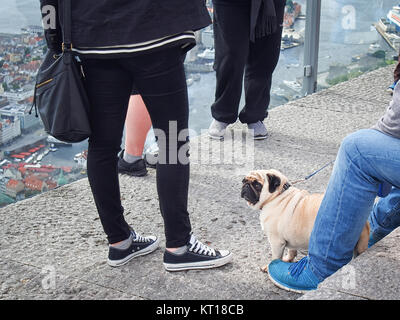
[201,27,214,49]
[3,90,33,103]
[0,103,40,133]
[0,117,21,145]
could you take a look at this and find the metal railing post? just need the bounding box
[302,0,321,96]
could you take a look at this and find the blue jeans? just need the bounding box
[368,187,400,242]
[308,129,400,281]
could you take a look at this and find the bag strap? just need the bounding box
[62,0,72,52]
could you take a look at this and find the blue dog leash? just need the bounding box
[291,160,335,185]
[292,160,392,197]
[304,160,335,181]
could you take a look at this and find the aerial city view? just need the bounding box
[0,0,399,207]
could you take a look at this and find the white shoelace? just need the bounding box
[189,236,216,256]
[133,232,151,243]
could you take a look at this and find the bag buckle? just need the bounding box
[62,42,73,52]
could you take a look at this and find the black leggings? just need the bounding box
[82,47,191,247]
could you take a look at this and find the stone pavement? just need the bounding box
[0,65,398,300]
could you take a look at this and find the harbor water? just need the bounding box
[0,0,398,177]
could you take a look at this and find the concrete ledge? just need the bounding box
[300,228,400,300]
[0,65,396,300]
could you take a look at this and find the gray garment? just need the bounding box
[373,81,400,139]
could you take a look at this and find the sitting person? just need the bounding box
[387,50,400,94]
[267,82,400,293]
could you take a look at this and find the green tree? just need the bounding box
[11,83,20,91]
[2,82,9,92]
[286,0,294,11]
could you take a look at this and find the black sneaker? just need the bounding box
[163,234,232,272]
[118,150,147,177]
[108,229,160,267]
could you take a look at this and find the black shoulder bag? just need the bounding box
[31,0,91,143]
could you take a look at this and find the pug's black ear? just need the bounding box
[267,174,281,193]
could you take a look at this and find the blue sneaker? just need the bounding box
[267,257,321,293]
[387,81,397,94]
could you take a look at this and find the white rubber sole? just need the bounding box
[252,135,268,140]
[267,273,309,294]
[107,237,160,267]
[163,252,233,272]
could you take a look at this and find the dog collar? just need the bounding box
[281,182,291,194]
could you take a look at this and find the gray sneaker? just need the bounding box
[208,119,229,140]
[248,121,268,140]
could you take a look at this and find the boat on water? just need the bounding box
[186,78,194,87]
[387,5,400,31]
[0,159,10,167]
[49,144,58,152]
[374,5,400,51]
[184,61,214,73]
[46,136,73,146]
[197,48,215,60]
[282,80,302,92]
[192,73,201,81]
[281,27,304,51]
[74,150,88,167]
[25,156,33,164]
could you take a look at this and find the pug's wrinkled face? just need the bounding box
[241,169,287,210]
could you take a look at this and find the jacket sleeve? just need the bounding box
[40,0,62,53]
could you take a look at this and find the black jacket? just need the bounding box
[40,0,211,50]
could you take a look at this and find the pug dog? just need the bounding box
[241,169,370,272]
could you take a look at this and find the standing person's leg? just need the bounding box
[239,0,285,126]
[209,1,250,138]
[268,129,400,292]
[82,58,159,266]
[128,48,191,248]
[118,94,152,177]
[124,95,152,158]
[129,46,232,270]
[82,58,133,244]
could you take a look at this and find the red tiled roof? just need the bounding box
[6,179,19,188]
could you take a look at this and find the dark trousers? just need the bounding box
[82,47,191,248]
[211,0,285,124]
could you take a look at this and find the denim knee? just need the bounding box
[340,129,379,159]
[339,131,363,159]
